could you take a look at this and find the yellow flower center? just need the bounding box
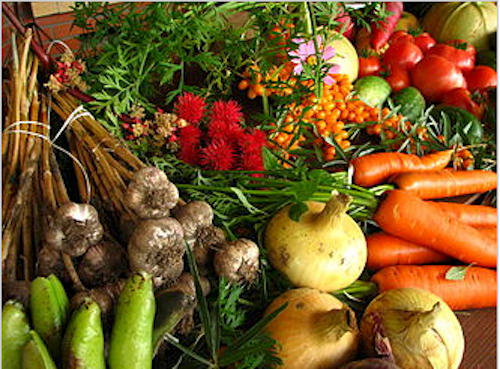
[306,55,318,66]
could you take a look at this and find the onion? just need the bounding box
[339,358,402,369]
[264,193,367,292]
[264,288,360,369]
[360,288,464,369]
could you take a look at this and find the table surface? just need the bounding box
[458,308,496,369]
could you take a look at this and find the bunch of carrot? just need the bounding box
[350,150,497,311]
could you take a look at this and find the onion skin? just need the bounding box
[264,288,360,369]
[339,358,402,369]
[360,288,464,369]
[264,194,367,292]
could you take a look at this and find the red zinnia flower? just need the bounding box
[200,136,236,171]
[209,100,243,127]
[207,119,245,141]
[178,125,202,165]
[238,130,267,171]
[174,92,207,124]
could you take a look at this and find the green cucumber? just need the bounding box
[392,87,426,122]
[353,76,392,107]
[431,106,483,145]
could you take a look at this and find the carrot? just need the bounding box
[371,265,497,311]
[366,232,450,270]
[350,150,452,187]
[428,201,497,228]
[392,169,497,199]
[477,227,497,243]
[370,2,404,51]
[373,190,497,268]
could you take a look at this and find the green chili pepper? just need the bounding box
[153,289,193,354]
[108,272,156,369]
[61,298,105,369]
[2,300,31,369]
[30,274,70,363]
[21,330,57,369]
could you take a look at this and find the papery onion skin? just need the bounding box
[264,288,360,369]
[360,288,464,369]
[265,194,367,292]
[339,358,402,369]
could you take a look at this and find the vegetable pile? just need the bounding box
[1,2,497,369]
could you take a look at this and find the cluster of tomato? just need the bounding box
[358,30,497,119]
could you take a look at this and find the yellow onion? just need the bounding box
[264,288,360,369]
[326,32,359,83]
[360,288,464,369]
[264,193,367,292]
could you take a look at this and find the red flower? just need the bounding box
[178,125,202,165]
[207,119,244,140]
[174,92,207,124]
[200,136,236,170]
[209,100,243,127]
[238,130,267,171]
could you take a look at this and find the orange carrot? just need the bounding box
[428,201,497,228]
[373,190,497,268]
[372,265,497,311]
[392,169,497,199]
[366,232,451,270]
[350,150,452,187]
[477,227,497,243]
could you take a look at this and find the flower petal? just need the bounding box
[327,64,341,75]
[322,46,337,61]
[291,38,305,44]
[323,75,336,86]
[293,62,304,75]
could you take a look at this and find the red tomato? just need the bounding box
[426,40,476,72]
[414,33,436,52]
[465,66,497,92]
[358,55,381,77]
[382,41,423,71]
[441,88,485,119]
[385,66,410,92]
[411,55,467,102]
[389,30,415,45]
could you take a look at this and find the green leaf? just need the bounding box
[445,265,473,281]
[230,187,264,214]
[288,202,308,222]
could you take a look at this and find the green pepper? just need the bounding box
[2,300,31,369]
[30,274,70,363]
[61,298,105,369]
[22,330,57,369]
[108,272,156,369]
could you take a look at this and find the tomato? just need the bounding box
[441,88,485,119]
[465,65,497,92]
[385,66,410,92]
[411,55,467,102]
[382,40,423,71]
[389,30,415,45]
[358,55,381,77]
[414,33,436,52]
[426,40,476,72]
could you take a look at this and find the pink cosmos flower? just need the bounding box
[288,36,341,85]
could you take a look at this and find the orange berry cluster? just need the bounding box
[268,74,410,162]
[238,63,296,99]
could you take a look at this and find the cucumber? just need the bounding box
[431,106,483,145]
[353,76,392,107]
[393,87,426,122]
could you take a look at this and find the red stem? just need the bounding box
[2,3,52,70]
